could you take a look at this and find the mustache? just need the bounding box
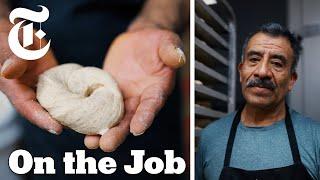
[246,78,276,90]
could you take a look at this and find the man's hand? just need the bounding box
[0,19,63,135]
[84,28,186,152]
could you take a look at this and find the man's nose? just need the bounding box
[253,58,272,78]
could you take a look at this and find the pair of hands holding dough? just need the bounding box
[0,19,186,152]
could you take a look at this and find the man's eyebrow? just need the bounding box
[246,50,262,57]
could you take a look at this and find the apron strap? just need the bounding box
[223,103,302,167]
[284,104,302,164]
[223,103,244,167]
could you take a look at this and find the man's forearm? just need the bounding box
[128,0,188,32]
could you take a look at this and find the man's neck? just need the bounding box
[241,101,286,127]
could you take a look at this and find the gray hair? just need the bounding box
[241,23,302,73]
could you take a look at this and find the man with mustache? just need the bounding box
[196,23,319,180]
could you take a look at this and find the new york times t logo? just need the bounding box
[8,5,51,60]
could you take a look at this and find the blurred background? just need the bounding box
[0,92,21,180]
[195,0,320,146]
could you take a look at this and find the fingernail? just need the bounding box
[48,129,58,135]
[132,131,145,136]
[175,47,186,65]
[1,59,13,76]
[98,128,109,136]
[130,111,154,136]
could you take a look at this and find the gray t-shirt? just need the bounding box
[196,109,320,180]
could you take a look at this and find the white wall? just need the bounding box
[288,0,320,120]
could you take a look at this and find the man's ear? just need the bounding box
[238,61,243,83]
[288,71,298,91]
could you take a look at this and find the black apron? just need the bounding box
[219,104,314,180]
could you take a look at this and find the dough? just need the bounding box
[36,63,124,135]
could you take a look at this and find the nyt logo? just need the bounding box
[8,5,51,60]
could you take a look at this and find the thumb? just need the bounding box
[0,55,28,79]
[158,35,186,68]
[0,28,50,79]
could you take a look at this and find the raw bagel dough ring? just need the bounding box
[36,63,124,135]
